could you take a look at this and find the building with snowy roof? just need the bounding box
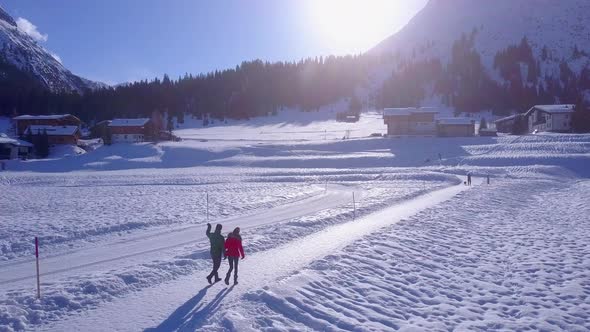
[25,125,81,145]
[108,118,152,143]
[0,133,33,160]
[436,118,476,137]
[12,114,81,136]
[494,114,521,133]
[525,104,575,133]
[383,107,439,136]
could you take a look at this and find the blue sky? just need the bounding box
[2,0,427,85]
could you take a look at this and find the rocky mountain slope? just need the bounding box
[0,6,101,93]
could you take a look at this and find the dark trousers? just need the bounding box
[208,253,222,279]
[225,256,239,282]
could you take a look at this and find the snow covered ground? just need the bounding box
[1,112,590,331]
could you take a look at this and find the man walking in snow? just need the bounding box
[224,227,245,285]
[206,223,225,284]
[467,172,472,186]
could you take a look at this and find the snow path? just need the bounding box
[0,185,353,289]
[42,179,472,332]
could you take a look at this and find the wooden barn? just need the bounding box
[13,114,81,136]
[108,118,152,143]
[0,133,33,160]
[383,108,439,136]
[25,125,81,145]
[436,118,476,137]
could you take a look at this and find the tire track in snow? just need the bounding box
[42,179,474,332]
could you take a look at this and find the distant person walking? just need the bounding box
[224,227,245,285]
[206,223,225,284]
[467,172,472,186]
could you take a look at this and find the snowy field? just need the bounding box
[1,112,590,331]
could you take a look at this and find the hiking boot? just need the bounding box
[224,277,230,285]
[234,280,238,285]
[206,275,212,284]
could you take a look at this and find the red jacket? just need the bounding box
[225,236,245,258]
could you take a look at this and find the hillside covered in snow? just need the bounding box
[370,0,590,114]
[0,6,100,93]
[1,119,589,330]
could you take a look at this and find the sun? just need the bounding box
[305,0,416,54]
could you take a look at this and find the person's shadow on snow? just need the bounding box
[144,284,235,332]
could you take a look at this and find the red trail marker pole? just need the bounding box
[35,237,41,299]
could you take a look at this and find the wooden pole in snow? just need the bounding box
[206,192,209,222]
[35,237,41,299]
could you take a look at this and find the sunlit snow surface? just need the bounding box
[1,113,590,331]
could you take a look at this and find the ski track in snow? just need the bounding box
[40,179,470,332]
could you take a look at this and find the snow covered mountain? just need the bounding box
[370,0,590,108]
[0,6,103,92]
[373,0,590,69]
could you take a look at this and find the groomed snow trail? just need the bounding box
[41,180,472,332]
[0,185,352,289]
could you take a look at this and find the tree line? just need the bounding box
[1,34,589,132]
[0,55,389,124]
[378,33,590,131]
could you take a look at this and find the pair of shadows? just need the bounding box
[145,284,235,332]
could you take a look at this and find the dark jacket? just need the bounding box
[206,224,225,257]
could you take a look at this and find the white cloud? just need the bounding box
[16,17,48,42]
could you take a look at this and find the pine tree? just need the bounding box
[511,115,528,135]
[541,46,549,61]
[103,127,112,145]
[479,117,488,130]
[348,95,362,114]
[572,97,590,133]
[38,129,50,158]
[167,115,174,135]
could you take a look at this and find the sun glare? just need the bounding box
[306,0,409,54]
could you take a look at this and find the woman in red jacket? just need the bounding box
[224,227,245,285]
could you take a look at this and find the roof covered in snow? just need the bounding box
[0,133,33,147]
[384,108,413,116]
[533,104,575,114]
[13,114,74,120]
[495,114,520,123]
[383,107,440,116]
[26,125,80,136]
[108,118,150,127]
[437,118,475,125]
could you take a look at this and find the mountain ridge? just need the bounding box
[0,5,103,93]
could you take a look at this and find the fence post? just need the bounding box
[35,237,41,299]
